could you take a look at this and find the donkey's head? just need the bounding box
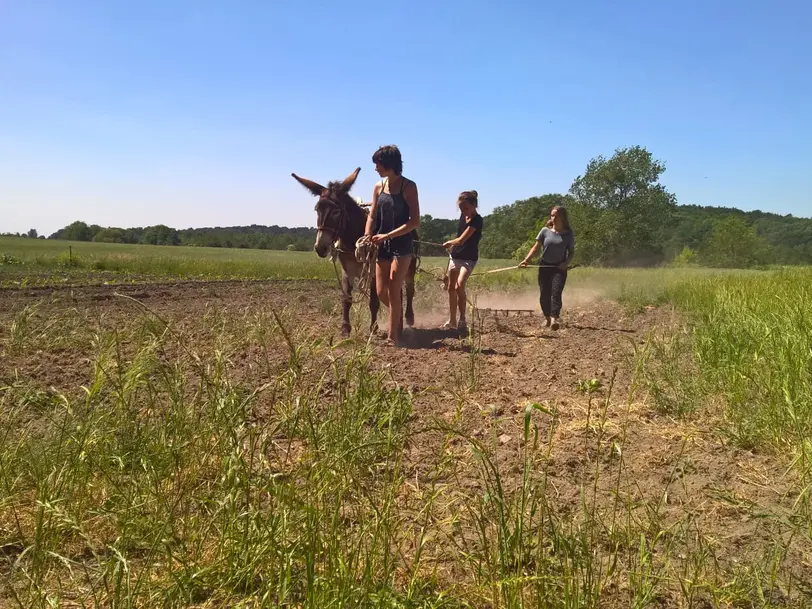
[291,167,362,258]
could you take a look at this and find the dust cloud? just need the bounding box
[409,277,614,329]
[471,285,608,313]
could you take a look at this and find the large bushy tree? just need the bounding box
[568,146,677,265]
[482,194,575,259]
[699,216,772,268]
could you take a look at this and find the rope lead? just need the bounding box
[354,236,378,296]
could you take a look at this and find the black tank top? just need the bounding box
[375,177,411,235]
[374,177,415,256]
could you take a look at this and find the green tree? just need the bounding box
[482,194,575,259]
[699,216,772,268]
[27,228,38,239]
[671,246,698,267]
[93,228,127,243]
[141,224,180,246]
[418,214,458,254]
[509,199,600,264]
[60,221,93,241]
[569,146,677,265]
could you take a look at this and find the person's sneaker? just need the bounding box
[439,320,455,330]
[457,319,468,332]
[551,317,560,330]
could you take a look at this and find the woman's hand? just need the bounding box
[521,242,540,268]
[557,262,568,270]
[442,239,457,250]
[370,233,388,246]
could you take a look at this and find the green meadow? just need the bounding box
[0,235,756,292]
[0,236,519,287]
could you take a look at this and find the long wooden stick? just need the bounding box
[478,263,579,275]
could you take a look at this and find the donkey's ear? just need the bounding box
[291,173,326,197]
[340,167,361,192]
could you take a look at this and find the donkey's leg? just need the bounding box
[369,272,380,334]
[404,257,416,327]
[341,272,353,336]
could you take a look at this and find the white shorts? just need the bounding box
[448,258,476,273]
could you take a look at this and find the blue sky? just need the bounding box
[2,0,810,236]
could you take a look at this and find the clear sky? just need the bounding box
[2,0,810,236]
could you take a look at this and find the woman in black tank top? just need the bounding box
[365,145,421,346]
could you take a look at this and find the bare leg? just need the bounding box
[456,265,473,323]
[446,266,461,326]
[387,255,413,344]
[376,259,392,309]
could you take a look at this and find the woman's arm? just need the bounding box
[443,226,477,249]
[519,226,546,266]
[396,179,420,234]
[558,233,575,269]
[518,241,541,267]
[364,181,382,237]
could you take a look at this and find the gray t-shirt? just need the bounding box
[535,226,575,265]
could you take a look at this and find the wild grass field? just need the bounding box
[0,235,747,294]
[1,237,811,607]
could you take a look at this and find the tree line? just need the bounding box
[39,223,319,251]
[483,146,812,268]
[11,145,811,268]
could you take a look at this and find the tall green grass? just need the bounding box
[632,267,812,452]
[3,287,809,607]
[627,266,812,607]
[1,308,427,607]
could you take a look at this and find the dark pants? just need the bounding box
[538,266,567,318]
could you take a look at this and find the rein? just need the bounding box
[419,262,581,291]
[353,236,378,297]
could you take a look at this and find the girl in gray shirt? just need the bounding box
[518,206,575,329]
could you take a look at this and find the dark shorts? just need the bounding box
[377,232,415,261]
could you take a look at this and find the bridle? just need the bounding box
[315,195,349,241]
[314,194,369,296]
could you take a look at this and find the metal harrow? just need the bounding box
[474,307,538,319]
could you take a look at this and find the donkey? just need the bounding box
[291,167,417,337]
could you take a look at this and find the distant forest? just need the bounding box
[42,223,318,252]
[7,146,811,268]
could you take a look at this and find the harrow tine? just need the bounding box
[475,307,538,318]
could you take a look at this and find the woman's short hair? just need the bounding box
[372,145,403,175]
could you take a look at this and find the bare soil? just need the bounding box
[1,279,809,606]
